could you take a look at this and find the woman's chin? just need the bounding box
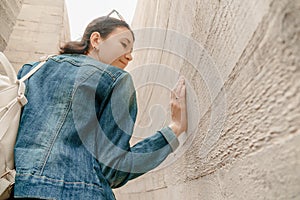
[111,62,126,69]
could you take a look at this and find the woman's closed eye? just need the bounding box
[121,42,127,48]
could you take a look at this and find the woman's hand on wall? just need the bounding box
[169,76,187,137]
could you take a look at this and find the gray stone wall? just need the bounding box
[0,0,23,51]
[114,0,300,199]
[2,0,70,71]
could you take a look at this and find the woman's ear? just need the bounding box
[90,32,102,49]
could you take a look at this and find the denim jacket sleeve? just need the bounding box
[84,72,179,188]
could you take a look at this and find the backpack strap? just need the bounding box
[16,55,55,107]
[0,54,56,140]
[0,52,55,84]
[19,54,55,83]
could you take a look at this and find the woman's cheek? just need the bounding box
[99,43,124,63]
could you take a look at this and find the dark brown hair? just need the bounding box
[59,16,134,54]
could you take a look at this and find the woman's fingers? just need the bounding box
[179,77,186,99]
[171,89,176,100]
[173,76,185,99]
[175,76,182,93]
[169,76,187,136]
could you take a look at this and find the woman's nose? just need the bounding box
[125,52,133,61]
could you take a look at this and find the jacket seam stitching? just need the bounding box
[39,99,73,175]
[39,69,103,174]
[17,173,104,191]
[50,57,120,81]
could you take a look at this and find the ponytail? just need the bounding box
[59,39,89,54]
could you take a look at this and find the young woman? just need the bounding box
[14,11,187,200]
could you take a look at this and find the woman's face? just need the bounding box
[95,27,134,69]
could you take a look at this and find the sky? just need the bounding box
[65,0,138,40]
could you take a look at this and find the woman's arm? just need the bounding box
[75,72,186,188]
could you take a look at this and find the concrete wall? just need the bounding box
[0,0,23,52]
[114,0,300,199]
[1,0,70,71]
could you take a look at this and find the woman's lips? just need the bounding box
[120,60,127,66]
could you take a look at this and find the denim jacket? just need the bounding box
[14,54,179,200]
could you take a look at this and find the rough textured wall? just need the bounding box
[0,0,23,51]
[114,0,300,199]
[2,0,70,71]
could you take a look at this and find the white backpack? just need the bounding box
[0,52,48,199]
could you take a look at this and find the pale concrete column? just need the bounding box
[3,0,70,72]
